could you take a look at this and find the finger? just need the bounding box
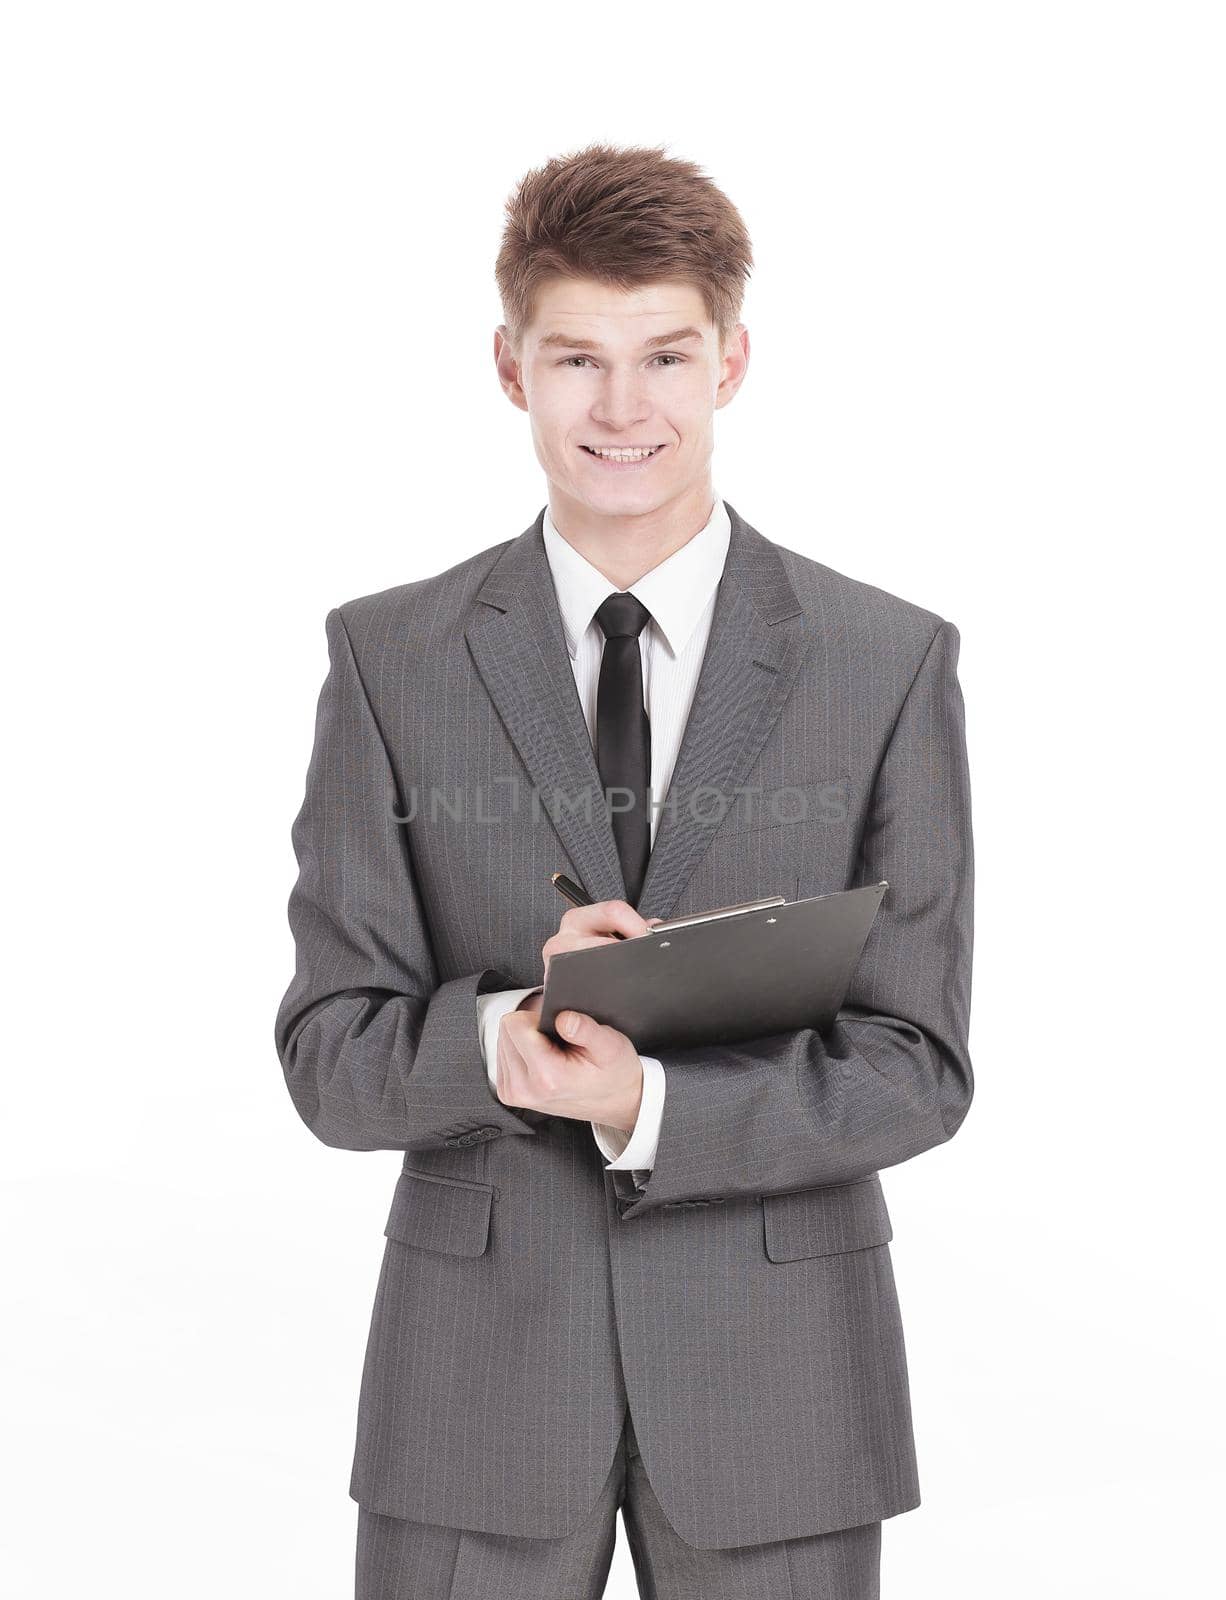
[543,929,624,967]
[557,899,653,940]
[506,1007,566,1065]
[498,1012,536,1105]
[504,1014,573,1112]
[501,1009,537,1065]
[553,1008,609,1055]
[496,1033,520,1105]
[495,1042,509,1104]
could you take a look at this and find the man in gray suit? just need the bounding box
[276,143,974,1599]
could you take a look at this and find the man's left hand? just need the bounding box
[496,994,644,1133]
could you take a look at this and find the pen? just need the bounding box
[550,871,590,909]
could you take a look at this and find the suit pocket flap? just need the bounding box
[762,1175,892,1262]
[384,1168,493,1258]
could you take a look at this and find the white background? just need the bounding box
[3,3,1222,1594]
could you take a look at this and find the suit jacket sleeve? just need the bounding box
[274,607,542,1153]
[619,618,974,1219]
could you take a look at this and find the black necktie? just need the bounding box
[594,592,653,906]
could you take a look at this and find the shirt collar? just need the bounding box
[541,493,732,660]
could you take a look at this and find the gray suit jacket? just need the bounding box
[274,500,974,1549]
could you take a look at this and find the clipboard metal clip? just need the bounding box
[645,894,788,934]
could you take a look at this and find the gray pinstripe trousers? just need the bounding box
[355,1400,881,1599]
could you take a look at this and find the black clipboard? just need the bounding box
[538,881,888,1054]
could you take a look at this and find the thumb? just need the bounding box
[556,1009,594,1044]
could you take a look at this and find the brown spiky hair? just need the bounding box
[495,142,754,356]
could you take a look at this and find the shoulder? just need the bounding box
[771,539,954,662]
[329,537,516,653]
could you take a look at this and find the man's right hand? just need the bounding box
[542,899,662,976]
[513,900,663,1016]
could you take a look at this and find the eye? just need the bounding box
[559,353,685,369]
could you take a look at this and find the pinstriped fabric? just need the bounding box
[600,615,973,1212]
[762,1175,893,1261]
[355,1403,880,1599]
[384,1169,494,1257]
[275,500,973,1553]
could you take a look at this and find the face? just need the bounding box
[495,276,748,526]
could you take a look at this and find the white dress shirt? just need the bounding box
[475,491,733,1178]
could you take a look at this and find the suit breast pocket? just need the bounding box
[761,1175,893,1262]
[708,775,853,839]
[692,775,854,905]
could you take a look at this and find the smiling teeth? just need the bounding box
[587,446,660,460]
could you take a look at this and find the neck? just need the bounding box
[546,479,717,590]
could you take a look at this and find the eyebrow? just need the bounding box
[537,326,705,352]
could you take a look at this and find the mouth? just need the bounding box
[579,443,669,471]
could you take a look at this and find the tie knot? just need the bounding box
[595,591,652,641]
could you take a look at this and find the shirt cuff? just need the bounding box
[591,1055,665,1172]
[476,985,543,1089]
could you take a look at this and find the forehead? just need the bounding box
[528,276,711,346]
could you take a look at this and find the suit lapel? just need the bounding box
[633,502,811,920]
[466,510,629,905]
[465,501,813,923]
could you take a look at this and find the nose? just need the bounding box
[589,369,652,434]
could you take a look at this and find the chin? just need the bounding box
[585,486,669,514]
